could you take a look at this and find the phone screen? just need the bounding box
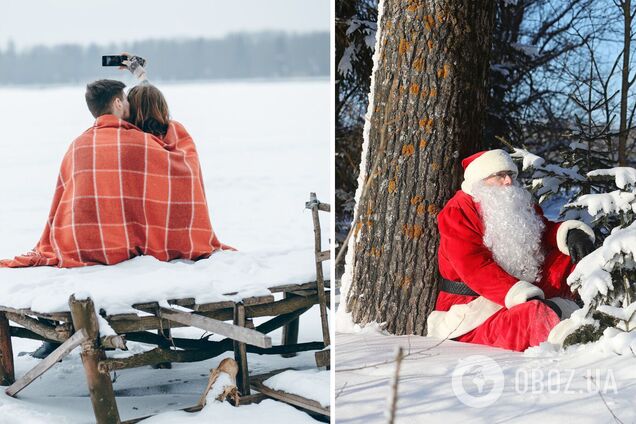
[102,55,124,67]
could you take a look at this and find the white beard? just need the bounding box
[472,181,545,283]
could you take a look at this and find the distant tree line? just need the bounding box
[0,31,329,85]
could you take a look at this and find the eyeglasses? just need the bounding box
[486,171,516,180]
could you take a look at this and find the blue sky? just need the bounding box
[0,0,331,50]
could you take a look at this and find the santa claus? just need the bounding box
[426,149,595,351]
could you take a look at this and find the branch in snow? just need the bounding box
[588,168,636,190]
[564,190,636,217]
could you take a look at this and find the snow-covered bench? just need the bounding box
[0,194,331,423]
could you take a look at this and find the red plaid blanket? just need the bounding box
[1,115,232,268]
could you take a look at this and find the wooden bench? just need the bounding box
[0,193,332,423]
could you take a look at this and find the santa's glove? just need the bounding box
[566,228,594,264]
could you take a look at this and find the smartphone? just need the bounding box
[102,55,146,67]
[102,55,125,67]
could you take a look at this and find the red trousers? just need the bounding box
[455,249,575,352]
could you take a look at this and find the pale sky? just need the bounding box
[0,0,330,50]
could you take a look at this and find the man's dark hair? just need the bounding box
[85,79,126,118]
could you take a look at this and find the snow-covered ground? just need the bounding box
[335,329,636,423]
[0,79,330,423]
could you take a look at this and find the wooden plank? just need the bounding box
[4,312,69,343]
[0,313,15,385]
[5,329,88,397]
[316,250,330,262]
[233,304,250,396]
[0,306,71,322]
[267,282,317,293]
[193,295,274,312]
[193,301,235,312]
[289,289,317,297]
[251,379,329,417]
[155,307,272,348]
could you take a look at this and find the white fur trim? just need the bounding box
[426,296,503,339]
[547,297,580,319]
[556,220,595,256]
[504,280,544,309]
[547,317,580,346]
[461,149,518,195]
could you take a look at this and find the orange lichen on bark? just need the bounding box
[398,38,410,55]
[388,179,397,193]
[420,139,428,149]
[424,15,436,31]
[417,203,426,215]
[354,221,363,237]
[410,195,422,205]
[402,224,423,239]
[419,118,434,133]
[410,83,420,95]
[370,246,382,258]
[399,275,413,289]
[402,144,415,156]
[413,58,423,71]
[427,40,434,50]
[427,204,440,215]
[406,0,423,12]
[431,162,441,171]
[437,63,450,78]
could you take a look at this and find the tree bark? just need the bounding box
[345,0,496,335]
[618,0,632,166]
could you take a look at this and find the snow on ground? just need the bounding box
[335,330,636,423]
[0,79,330,423]
[263,369,330,408]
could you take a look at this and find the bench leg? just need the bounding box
[281,293,299,357]
[0,312,15,385]
[69,295,121,424]
[233,303,250,396]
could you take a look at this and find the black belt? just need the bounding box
[439,279,479,296]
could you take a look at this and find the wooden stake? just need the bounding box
[309,192,331,347]
[5,329,88,397]
[69,295,121,424]
[233,303,250,395]
[0,312,15,385]
[387,347,404,424]
[281,293,300,358]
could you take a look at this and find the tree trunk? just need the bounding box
[345,0,496,335]
[618,0,631,166]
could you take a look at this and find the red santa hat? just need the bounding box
[460,149,518,195]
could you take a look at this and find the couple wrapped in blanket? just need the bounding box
[0,59,233,269]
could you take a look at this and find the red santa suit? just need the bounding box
[426,150,594,351]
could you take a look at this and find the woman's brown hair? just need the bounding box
[127,84,170,137]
